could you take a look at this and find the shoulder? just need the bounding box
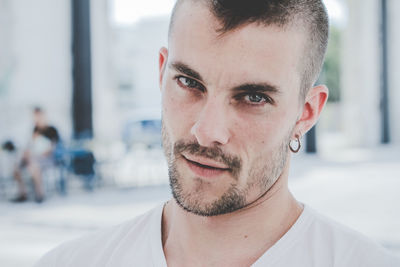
[303,205,399,267]
[34,204,164,267]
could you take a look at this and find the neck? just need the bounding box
[162,164,303,266]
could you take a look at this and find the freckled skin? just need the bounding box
[159,1,328,265]
[161,5,305,213]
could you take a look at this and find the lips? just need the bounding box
[182,154,229,169]
[182,154,230,178]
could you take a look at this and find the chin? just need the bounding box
[170,174,247,217]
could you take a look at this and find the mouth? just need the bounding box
[182,155,230,178]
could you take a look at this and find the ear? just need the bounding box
[159,47,169,89]
[293,85,329,137]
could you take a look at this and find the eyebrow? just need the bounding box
[169,61,204,81]
[169,61,280,94]
[232,83,280,95]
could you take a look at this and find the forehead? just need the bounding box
[168,1,306,93]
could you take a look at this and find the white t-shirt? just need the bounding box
[35,204,399,267]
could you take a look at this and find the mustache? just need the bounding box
[174,140,242,179]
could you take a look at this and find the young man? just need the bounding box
[36,0,399,266]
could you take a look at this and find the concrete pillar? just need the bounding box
[388,0,400,144]
[72,0,93,139]
[341,0,381,147]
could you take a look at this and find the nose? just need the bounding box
[190,100,231,147]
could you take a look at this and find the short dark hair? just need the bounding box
[169,0,329,99]
[33,106,43,113]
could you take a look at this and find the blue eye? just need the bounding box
[243,93,272,105]
[177,76,202,90]
[246,94,264,103]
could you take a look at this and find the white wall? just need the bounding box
[0,0,17,142]
[91,0,122,142]
[130,17,168,111]
[0,0,72,146]
[108,16,168,140]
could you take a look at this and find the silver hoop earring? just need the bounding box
[289,135,301,153]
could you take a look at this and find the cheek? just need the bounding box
[162,83,197,139]
[233,108,293,158]
[235,120,275,155]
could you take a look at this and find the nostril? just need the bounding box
[190,102,231,146]
[190,121,230,147]
[190,123,209,147]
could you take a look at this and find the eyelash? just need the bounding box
[173,75,274,106]
[235,93,274,105]
[174,75,205,92]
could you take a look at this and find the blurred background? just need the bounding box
[0,0,399,266]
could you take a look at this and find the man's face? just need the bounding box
[160,2,306,216]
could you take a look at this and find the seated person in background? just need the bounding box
[12,107,60,203]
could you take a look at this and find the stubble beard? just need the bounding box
[162,120,291,217]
